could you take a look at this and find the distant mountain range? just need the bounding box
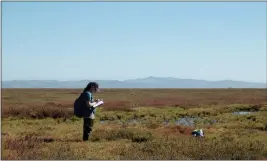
[2,76,266,88]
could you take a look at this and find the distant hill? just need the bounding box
[2,77,266,88]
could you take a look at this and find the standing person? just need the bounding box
[74,82,101,141]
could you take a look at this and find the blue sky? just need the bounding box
[3,2,266,83]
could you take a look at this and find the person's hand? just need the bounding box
[95,99,103,102]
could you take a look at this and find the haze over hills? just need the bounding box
[2,77,266,88]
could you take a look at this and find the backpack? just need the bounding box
[74,93,84,118]
[74,92,95,118]
[191,129,204,137]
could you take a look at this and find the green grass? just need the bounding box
[2,88,267,159]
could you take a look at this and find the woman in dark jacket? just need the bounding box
[74,82,101,141]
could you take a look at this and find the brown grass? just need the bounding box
[2,88,267,160]
[2,102,73,119]
[2,88,267,118]
[117,135,265,160]
[90,127,153,143]
[158,125,194,136]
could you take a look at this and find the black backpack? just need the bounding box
[74,93,84,118]
[74,92,95,118]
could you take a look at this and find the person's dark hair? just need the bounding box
[83,82,99,92]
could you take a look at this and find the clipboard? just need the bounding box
[93,100,104,108]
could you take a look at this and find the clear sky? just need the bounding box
[3,2,266,83]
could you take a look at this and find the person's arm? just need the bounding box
[85,92,98,108]
[88,101,97,107]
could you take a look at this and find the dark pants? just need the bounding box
[83,118,94,141]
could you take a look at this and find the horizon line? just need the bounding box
[2,76,266,84]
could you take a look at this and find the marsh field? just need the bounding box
[1,88,267,160]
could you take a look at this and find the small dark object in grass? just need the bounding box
[191,129,204,138]
[43,137,54,143]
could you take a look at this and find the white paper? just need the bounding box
[93,100,104,108]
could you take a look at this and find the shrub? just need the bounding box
[2,104,73,119]
[89,128,152,143]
